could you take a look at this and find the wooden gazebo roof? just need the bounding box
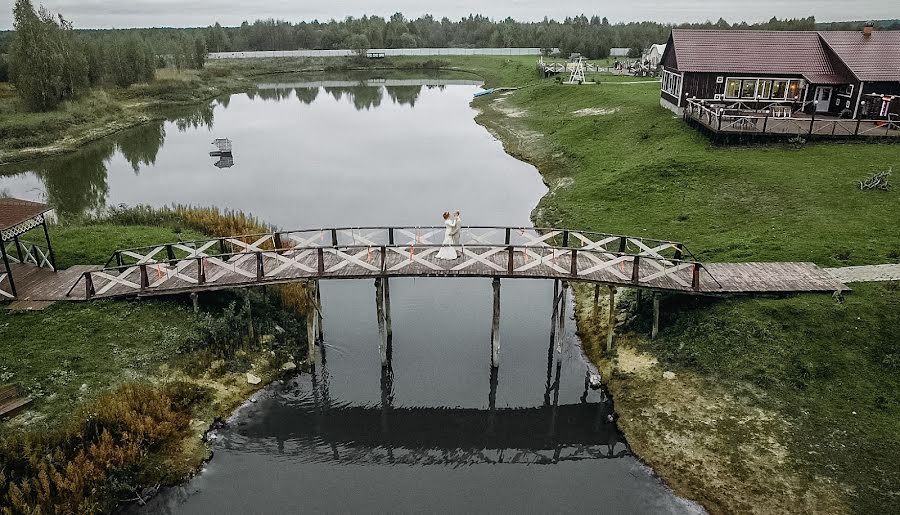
[0,198,52,241]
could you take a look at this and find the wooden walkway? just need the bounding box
[41,226,846,301]
[4,263,99,308]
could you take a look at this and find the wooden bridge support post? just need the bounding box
[651,294,660,340]
[375,278,387,366]
[592,284,600,317]
[314,280,324,343]
[544,279,559,406]
[490,278,501,367]
[190,292,199,313]
[606,286,617,353]
[306,308,318,367]
[557,281,569,356]
[383,277,392,343]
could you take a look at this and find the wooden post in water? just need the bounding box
[306,308,318,366]
[490,278,501,367]
[549,279,559,352]
[557,281,568,356]
[375,278,387,366]
[606,286,617,352]
[651,294,660,340]
[314,280,324,343]
[383,277,392,343]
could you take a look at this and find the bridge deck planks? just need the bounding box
[5,264,99,304]
[79,247,846,300]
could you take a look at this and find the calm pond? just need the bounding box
[0,74,702,514]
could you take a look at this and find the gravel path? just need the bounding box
[825,264,900,283]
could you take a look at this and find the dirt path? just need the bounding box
[826,263,900,283]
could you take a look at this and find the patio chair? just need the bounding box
[888,113,900,131]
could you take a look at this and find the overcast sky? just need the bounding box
[0,0,895,30]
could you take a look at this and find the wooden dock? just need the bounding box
[47,226,845,301]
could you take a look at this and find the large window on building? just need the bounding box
[662,70,682,98]
[726,77,803,101]
[725,79,741,98]
[740,80,758,98]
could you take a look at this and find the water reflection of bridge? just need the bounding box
[219,330,628,466]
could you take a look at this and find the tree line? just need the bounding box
[6,0,207,111]
[200,14,828,59]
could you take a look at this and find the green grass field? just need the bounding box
[457,55,899,513]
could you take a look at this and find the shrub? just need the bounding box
[0,383,194,514]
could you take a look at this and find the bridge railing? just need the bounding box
[74,239,712,300]
[102,226,697,268]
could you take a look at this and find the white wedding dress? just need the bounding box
[436,218,458,260]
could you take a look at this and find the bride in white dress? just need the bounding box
[436,211,458,260]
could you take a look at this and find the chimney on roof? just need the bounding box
[863,21,875,36]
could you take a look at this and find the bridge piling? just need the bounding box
[314,281,324,343]
[606,287,617,352]
[651,294,660,340]
[557,281,569,356]
[383,277,392,343]
[375,278,387,365]
[491,278,501,367]
[306,309,318,366]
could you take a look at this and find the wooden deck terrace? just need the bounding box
[47,226,846,301]
[684,99,900,140]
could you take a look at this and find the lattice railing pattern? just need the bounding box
[73,227,709,300]
[3,240,54,271]
[0,215,45,242]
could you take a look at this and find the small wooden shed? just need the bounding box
[0,198,57,300]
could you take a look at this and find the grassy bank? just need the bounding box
[463,56,899,513]
[1,207,310,512]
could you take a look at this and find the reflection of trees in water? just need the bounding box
[9,139,116,218]
[385,86,423,107]
[216,95,231,109]
[174,102,215,132]
[117,121,166,174]
[324,85,384,110]
[256,87,293,102]
[295,87,319,105]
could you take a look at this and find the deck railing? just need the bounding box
[3,240,55,271]
[684,98,900,138]
[71,227,715,299]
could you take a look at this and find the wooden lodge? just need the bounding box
[659,25,900,140]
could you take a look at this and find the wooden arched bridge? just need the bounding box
[3,224,846,368]
[62,226,845,300]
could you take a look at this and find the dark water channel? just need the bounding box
[0,75,702,514]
